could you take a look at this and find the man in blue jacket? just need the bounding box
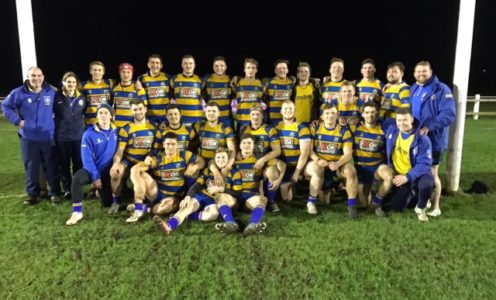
[385,107,434,221]
[2,67,61,205]
[66,103,118,225]
[410,61,456,217]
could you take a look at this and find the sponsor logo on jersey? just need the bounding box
[273,90,290,101]
[239,91,258,102]
[281,137,294,148]
[147,87,166,98]
[240,170,256,182]
[114,97,131,109]
[359,139,380,152]
[179,88,198,98]
[160,169,183,181]
[210,88,229,99]
[316,141,338,154]
[201,138,220,150]
[133,136,154,149]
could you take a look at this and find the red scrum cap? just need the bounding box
[119,63,134,74]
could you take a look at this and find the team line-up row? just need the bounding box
[1,56,455,235]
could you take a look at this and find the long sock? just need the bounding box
[372,195,382,205]
[167,217,179,230]
[188,212,201,221]
[218,205,235,222]
[267,182,277,204]
[135,203,144,213]
[307,196,317,205]
[249,206,265,224]
[348,198,357,207]
[73,202,83,213]
[112,195,121,205]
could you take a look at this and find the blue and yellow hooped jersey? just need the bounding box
[275,121,311,166]
[112,83,148,128]
[235,155,264,194]
[202,74,234,126]
[381,82,410,121]
[150,150,198,197]
[81,79,114,125]
[196,167,242,198]
[350,123,386,167]
[153,123,195,154]
[321,79,346,104]
[234,78,266,126]
[310,122,352,162]
[355,78,385,104]
[331,97,364,125]
[118,121,156,165]
[194,121,235,159]
[240,124,280,159]
[265,77,295,124]
[138,72,171,118]
[171,74,203,125]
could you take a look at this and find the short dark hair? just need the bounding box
[240,133,255,143]
[415,60,432,70]
[131,98,145,106]
[244,58,259,68]
[396,107,412,116]
[163,132,178,140]
[387,61,405,73]
[148,54,162,63]
[321,103,338,112]
[213,56,226,64]
[362,100,379,112]
[330,57,344,66]
[167,104,180,112]
[361,58,376,67]
[206,101,220,109]
[274,59,289,68]
[297,62,312,73]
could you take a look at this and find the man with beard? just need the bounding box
[381,62,410,130]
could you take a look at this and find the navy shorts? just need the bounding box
[356,165,379,185]
[432,151,443,165]
[192,192,216,209]
[283,165,296,182]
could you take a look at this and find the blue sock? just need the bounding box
[112,196,121,204]
[348,198,357,207]
[307,196,317,204]
[135,203,143,213]
[167,217,179,230]
[143,204,149,213]
[73,202,83,213]
[372,195,383,205]
[186,177,196,188]
[219,205,235,222]
[188,212,201,221]
[267,182,277,204]
[249,206,265,224]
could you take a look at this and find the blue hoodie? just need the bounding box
[410,75,456,151]
[2,81,56,141]
[81,124,118,182]
[385,125,432,183]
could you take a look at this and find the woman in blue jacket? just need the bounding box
[54,72,86,198]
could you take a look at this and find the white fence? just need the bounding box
[466,95,496,119]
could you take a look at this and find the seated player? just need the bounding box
[240,104,284,212]
[350,101,393,216]
[306,103,359,218]
[153,147,240,234]
[109,98,156,213]
[152,104,195,154]
[232,134,273,235]
[385,107,434,221]
[127,132,205,223]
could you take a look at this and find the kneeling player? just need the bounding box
[126,132,204,223]
[154,147,241,234]
[306,103,359,218]
[351,101,393,216]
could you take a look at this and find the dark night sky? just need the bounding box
[1,0,494,96]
